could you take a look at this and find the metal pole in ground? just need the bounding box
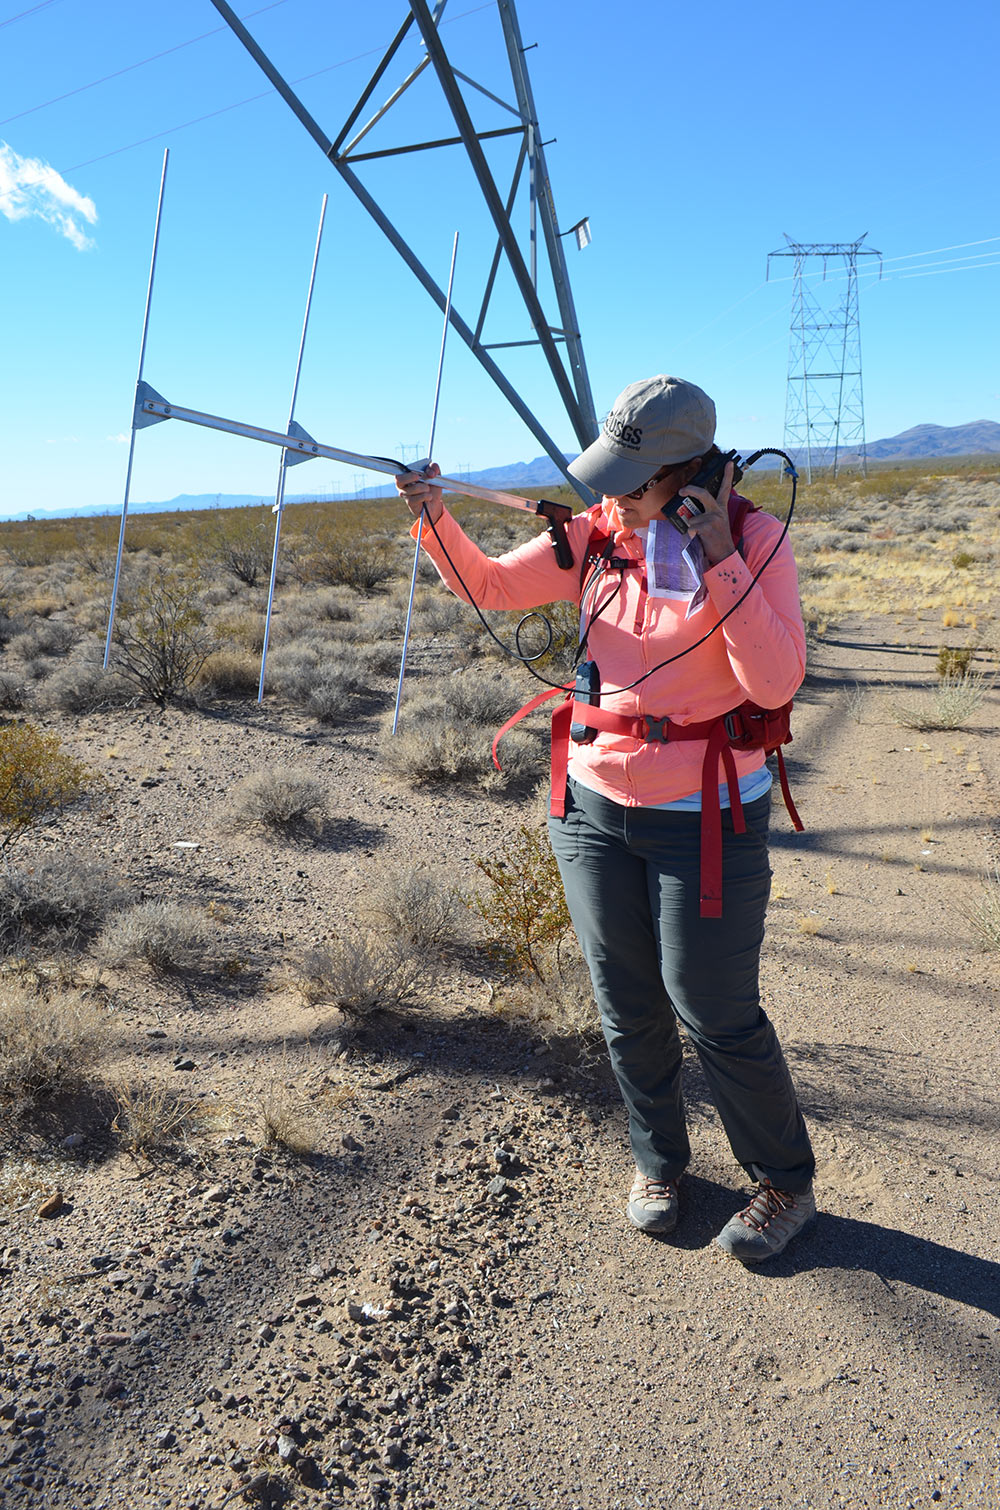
[258,193,329,703]
[103,148,169,669]
[392,231,459,734]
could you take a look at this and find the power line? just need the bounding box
[10,1,494,181]
[0,0,63,28]
[0,0,290,127]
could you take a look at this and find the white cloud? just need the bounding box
[106,433,129,444]
[0,141,97,251]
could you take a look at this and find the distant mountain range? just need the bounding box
[4,420,999,522]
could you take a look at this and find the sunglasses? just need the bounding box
[623,465,678,501]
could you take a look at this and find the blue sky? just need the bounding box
[1,0,998,520]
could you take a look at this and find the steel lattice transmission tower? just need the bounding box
[768,234,881,481]
[208,0,598,497]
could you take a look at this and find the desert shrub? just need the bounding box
[112,569,214,705]
[0,982,106,1111]
[0,853,130,954]
[6,619,76,660]
[360,861,466,958]
[110,1079,201,1154]
[212,607,267,651]
[20,594,61,618]
[414,593,466,634]
[298,538,397,594]
[0,671,27,711]
[306,663,378,724]
[0,722,99,850]
[99,901,217,973]
[471,824,572,981]
[969,863,1000,951]
[226,766,328,833]
[352,638,403,678]
[496,954,600,1042]
[952,549,975,569]
[310,587,356,623]
[297,930,422,1016]
[42,661,135,714]
[206,506,275,588]
[891,670,993,731]
[195,649,261,697]
[936,645,974,680]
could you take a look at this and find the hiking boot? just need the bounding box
[714,1180,816,1263]
[627,1171,679,1234]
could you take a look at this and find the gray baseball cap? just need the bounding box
[568,375,716,496]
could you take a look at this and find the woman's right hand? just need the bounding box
[395,462,444,524]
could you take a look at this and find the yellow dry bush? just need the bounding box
[0,722,99,851]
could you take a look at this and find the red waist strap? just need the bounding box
[494,692,796,921]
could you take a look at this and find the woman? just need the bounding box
[396,374,815,1264]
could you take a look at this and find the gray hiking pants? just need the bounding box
[548,778,814,1193]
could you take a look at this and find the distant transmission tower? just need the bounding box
[767,234,881,481]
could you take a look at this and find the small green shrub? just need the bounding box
[472,824,572,982]
[0,722,99,850]
[206,505,275,588]
[952,549,974,569]
[936,645,974,680]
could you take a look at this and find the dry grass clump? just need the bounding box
[99,901,217,973]
[42,660,136,714]
[0,980,107,1112]
[0,852,130,955]
[256,1079,316,1155]
[194,648,261,698]
[110,1079,201,1155]
[225,766,328,834]
[969,863,1000,951]
[297,931,424,1017]
[890,670,994,731]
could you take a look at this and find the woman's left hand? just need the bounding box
[676,461,736,566]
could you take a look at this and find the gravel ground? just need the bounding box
[1,598,998,1510]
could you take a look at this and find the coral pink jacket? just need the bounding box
[412,495,805,807]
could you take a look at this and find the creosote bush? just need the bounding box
[99,901,217,973]
[0,981,106,1112]
[226,767,328,834]
[0,721,99,850]
[0,853,130,954]
[472,823,572,982]
[112,569,214,706]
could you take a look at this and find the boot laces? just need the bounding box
[738,1184,795,1234]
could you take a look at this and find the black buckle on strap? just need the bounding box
[642,716,671,743]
